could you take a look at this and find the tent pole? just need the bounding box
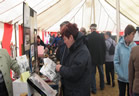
[93,0,96,24]
[14,23,17,57]
[116,0,120,42]
[90,0,93,25]
[82,4,84,27]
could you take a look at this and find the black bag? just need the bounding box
[108,40,115,55]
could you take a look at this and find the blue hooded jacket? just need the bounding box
[114,36,136,82]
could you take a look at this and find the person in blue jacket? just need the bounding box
[51,33,61,48]
[114,24,136,96]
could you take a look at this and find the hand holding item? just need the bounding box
[13,72,21,79]
[56,64,62,72]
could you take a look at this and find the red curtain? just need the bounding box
[45,32,47,37]
[2,23,13,56]
[19,25,23,56]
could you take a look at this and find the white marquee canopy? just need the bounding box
[0,0,138,34]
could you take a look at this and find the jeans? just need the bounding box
[118,80,129,96]
[91,64,104,92]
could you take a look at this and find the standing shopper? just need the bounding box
[129,46,139,96]
[56,23,92,96]
[104,32,116,87]
[114,24,136,96]
[86,24,106,94]
[56,21,70,64]
[0,49,20,96]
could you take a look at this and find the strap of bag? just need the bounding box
[107,39,114,51]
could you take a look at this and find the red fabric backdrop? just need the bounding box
[19,25,23,56]
[120,31,124,36]
[2,23,13,56]
[50,32,57,37]
[135,41,139,45]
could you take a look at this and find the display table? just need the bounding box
[27,73,57,96]
[13,74,58,96]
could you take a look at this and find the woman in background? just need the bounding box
[114,24,136,96]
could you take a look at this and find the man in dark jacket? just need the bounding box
[56,21,69,64]
[56,23,92,96]
[86,24,106,94]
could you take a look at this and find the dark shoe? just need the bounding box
[91,91,96,94]
[106,82,110,85]
[112,82,115,87]
[100,87,104,90]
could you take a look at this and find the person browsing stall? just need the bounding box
[0,49,20,96]
[56,23,92,96]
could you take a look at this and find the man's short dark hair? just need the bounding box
[60,21,70,27]
[90,24,97,28]
[106,31,111,37]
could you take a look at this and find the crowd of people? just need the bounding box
[33,21,139,96]
[0,20,138,96]
[36,21,138,96]
[54,21,138,96]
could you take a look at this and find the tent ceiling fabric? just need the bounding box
[47,0,86,31]
[0,0,59,23]
[43,0,137,33]
[0,0,138,33]
[37,0,82,30]
[105,0,139,26]
[0,0,23,23]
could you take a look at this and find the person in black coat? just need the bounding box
[56,21,70,64]
[56,23,92,96]
[86,24,106,94]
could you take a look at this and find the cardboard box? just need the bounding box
[13,79,28,96]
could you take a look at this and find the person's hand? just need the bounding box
[56,64,62,72]
[13,73,20,79]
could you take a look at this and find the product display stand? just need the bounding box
[27,73,57,96]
